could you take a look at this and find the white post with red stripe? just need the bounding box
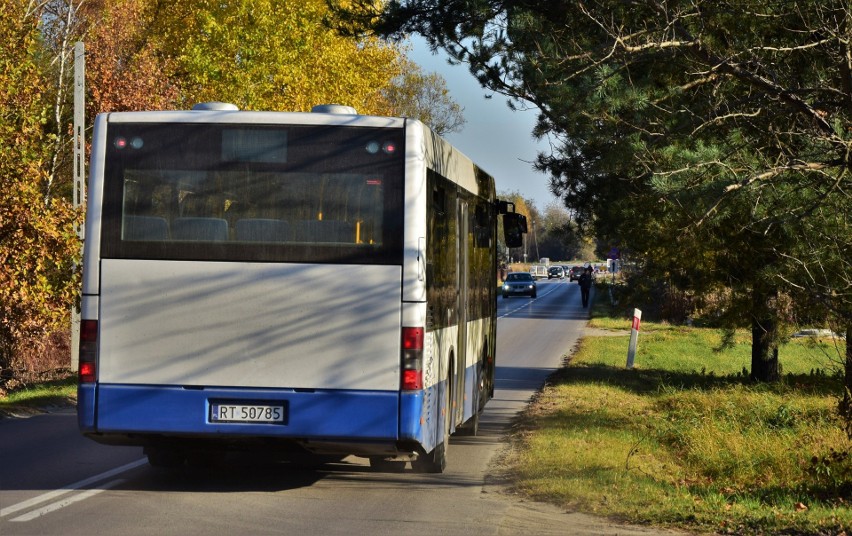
[626,308,641,369]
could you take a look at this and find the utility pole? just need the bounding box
[531,220,540,262]
[71,41,85,372]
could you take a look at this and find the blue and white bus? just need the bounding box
[77,103,526,472]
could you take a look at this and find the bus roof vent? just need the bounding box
[192,102,239,111]
[311,104,358,115]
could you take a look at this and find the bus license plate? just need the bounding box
[210,403,286,424]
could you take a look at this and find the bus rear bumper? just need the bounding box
[80,383,401,454]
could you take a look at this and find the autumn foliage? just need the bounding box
[0,1,81,379]
[79,0,407,114]
[81,0,180,113]
[0,0,461,384]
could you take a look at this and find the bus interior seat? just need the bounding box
[122,215,170,241]
[235,219,291,242]
[293,220,354,243]
[172,217,229,241]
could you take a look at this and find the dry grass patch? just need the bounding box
[501,325,851,534]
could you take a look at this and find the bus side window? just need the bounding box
[473,204,491,247]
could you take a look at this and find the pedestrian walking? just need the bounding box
[579,266,593,307]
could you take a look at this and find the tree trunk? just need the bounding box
[841,324,852,439]
[750,288,781,383]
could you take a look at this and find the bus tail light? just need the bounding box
[79,320,98,383]
[401,327,423,390]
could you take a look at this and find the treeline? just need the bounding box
[339,1,852,429]
[0,0,463,380]
[497,193,597,264]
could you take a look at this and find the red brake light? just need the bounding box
[401,327,424,391]
[402,370,422,390]
[402,327,423,350]
[78,319,98,383]
[79,361,96,383]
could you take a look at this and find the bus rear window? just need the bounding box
[100,123,404,264]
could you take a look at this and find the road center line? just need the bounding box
[498,284,562,319]
[10,479,126,522]
[0,458,147,518]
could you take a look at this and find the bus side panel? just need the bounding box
[399,390,424,444]
[402,120,427,304]
[460,316,494,423]
[423,325,454,443]
[82,114,107,295]
[399,379,448,453]
[399,324,450,453]
[463,361,479,424]
[94,385,399,440]
[78,384,97,432]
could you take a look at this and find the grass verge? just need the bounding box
[0,376,76,417]
[501,294,851,534]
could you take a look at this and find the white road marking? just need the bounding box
[10,479,126,522]
[498,283,562,319]
[1,458,147,519]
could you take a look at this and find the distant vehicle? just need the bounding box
[547,266,564,279]
[502,272,537,298]
[569,266,584,282]
[529,264,547,279]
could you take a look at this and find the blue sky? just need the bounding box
[407,37,557,209]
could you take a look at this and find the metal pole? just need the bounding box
[71,41,85,372]
[73,42,86,216]
[531,220,539,262]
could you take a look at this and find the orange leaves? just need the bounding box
[80,0,180,114]
[0,2,81,369]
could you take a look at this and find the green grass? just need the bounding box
[502,298,851,534]
[0,376,76,414]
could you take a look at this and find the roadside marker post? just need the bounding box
[626,308,641,369]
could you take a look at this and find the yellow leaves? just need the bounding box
[150,0,404,113]
[0,169,80,364]
[0,3,82,370]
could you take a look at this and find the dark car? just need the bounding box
[547,266,564,279]
[569,266,584,282]
[502,272,537,298]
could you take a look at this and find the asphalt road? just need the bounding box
[0,278,667,536]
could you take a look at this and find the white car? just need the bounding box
[529,265,547,279]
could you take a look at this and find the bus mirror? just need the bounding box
[503,213,527,248]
